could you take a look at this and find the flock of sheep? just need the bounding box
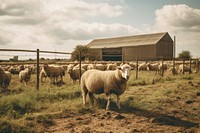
[0,61,197,109]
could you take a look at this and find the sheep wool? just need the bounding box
[81,64,131,110]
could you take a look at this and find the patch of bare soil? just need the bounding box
[45,108,199,133]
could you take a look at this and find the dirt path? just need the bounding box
[46,108,199,133]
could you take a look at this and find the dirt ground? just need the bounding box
[46,108,199,133]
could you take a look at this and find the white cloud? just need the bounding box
[0,0,138,55]
[154,4,200,57]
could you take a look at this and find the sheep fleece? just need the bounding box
[81,69,127,95]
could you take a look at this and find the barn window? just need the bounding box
[102,48,122,61]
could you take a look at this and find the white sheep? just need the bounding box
[179,64,192,74]
[19,68,32,84]
[138,63,148,71]
[39,68,47,83]
[42,64,65,84]
[106,63,117,70]
[146,62,159,71]
[67,67,86,83]
[80,64,131,110]
[0,66,11,89]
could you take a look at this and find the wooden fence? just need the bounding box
[0,48,72,90]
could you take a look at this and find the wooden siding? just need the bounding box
[123,45,156,61]
[156,33,173,60]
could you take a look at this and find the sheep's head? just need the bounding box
[118,64,131,80]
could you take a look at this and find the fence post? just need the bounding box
[36,49,40,90]
[79,51,82,83]
[136,54,138,79]
[189,58,192,74]
[161,57,164,77]
[173,57,175,75]
[183,59,185,74]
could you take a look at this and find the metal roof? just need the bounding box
[87,32,168,49]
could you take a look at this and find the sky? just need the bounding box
[0,0,200,60]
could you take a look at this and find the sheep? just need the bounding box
[169,67,178,75]
[19,68,32,84]
[138,63,148,71]
[179,64,192,74]
[80,64,131,110]
[39,68,47,83]
[67,67,86,83]
[0,66,11,89]
[146,62,159,71]
[8,66,19,74]
[106,63,117,70]
[42,64,65,84]
[95,64,106,71]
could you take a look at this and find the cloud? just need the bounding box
[155,4,200,32]
[154,4,200,57]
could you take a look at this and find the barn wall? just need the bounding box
[88,48,102,60]
[156,33,173,60]
[123,45,156,61]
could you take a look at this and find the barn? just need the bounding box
[87,32,174,61]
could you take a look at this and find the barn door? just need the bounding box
[102,48,122,61]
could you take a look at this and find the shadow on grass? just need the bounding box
[96,98,199,129]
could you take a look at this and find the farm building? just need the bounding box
[87,32,174,61]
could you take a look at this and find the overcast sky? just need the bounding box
[0,0,200,59]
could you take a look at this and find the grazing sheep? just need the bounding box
[67,67,86,83]
[16,65,25,72]
[95,64,106,71]
[0,66,11,89]
[8,66,19,74]
[106,63,117,70]
[39,68,47,83]
[42,64,65,84]
[19,68,32,84]
[169,67,178,75]
[80,64,131,110]
[179,64,192,74]
[87,64,95,70]
[147,62,159,71]
[138,63,148,71]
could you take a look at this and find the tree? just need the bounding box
[70,45,95,61]
[178,50,192,60]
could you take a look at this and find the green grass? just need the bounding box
[0,70,200,132]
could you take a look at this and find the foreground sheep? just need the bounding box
[81,64,131,110]
[0,66,11,89]
[42,64,65,84]
[19,68,32,84]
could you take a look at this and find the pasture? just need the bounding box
[0,67,200,132]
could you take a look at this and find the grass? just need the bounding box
[0,70,200,132]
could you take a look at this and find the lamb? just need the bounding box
[19,68,32,84]
[42,64,65,84]
[67,67,86,83]
[0,66,11,89]
[80,64,131,110]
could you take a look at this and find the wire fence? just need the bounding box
[0,48,199,91]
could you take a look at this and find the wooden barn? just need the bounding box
[87,32,174,61]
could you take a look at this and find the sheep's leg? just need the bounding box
[82,90,88,106]
[116,95,121,109]
[89,92,95,105]
[106,94,111,110]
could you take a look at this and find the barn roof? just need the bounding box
[87,32,169,49]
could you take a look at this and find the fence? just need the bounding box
[0,48,72,90]
[0,49,199,90]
